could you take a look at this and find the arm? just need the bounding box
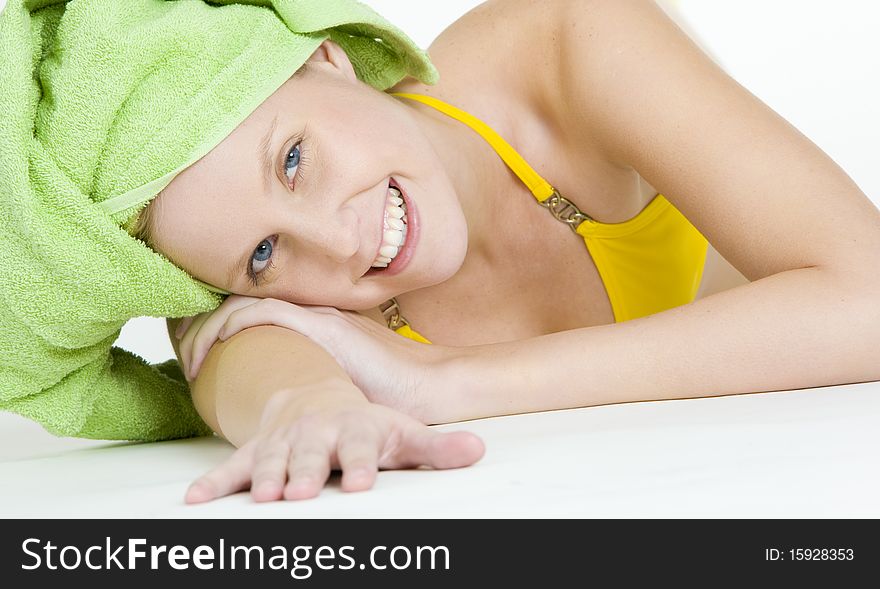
[430,0,880,423]
[166,319,363,447]
[442,267,880,422]
[166,317,484,503]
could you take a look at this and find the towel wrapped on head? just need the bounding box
[0,0,438,441]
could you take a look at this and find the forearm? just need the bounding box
[439,267,880,422]
[188,325,366,447]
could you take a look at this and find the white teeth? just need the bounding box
[383,229,403,246]
[370,185,409,270]
[379,244,399,258]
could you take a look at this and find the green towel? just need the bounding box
[0,0,438,442]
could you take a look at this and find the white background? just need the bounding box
[46,0,877,362]
[3,0,880,519]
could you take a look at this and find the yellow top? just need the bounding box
[386,93,709,344]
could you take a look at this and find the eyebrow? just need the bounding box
[260,114,279,193]
[225,115,279,288]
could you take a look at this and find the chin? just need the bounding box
[407,239,468,292]
[432,253,467,285]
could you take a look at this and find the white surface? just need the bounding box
[3,380,879,517]
[5,1,880,517]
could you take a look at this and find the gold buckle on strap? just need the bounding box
[379,297,410,330]
[538,188,592,233]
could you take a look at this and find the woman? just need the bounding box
[148,0,880,504]
[5,0,878,504]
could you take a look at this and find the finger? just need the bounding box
[179,312,212,381]
[175,316,195,339]
[219,299,324,342]
[385,429,486,471]
[299,304,345,317]
[189,298,260,378]
[283,442,333,501]
[189,316,234,379]
[250,440,292,502]
[185,444,256,504]
[335,424,382,493]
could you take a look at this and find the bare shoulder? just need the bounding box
[438,0,667,154]
[429,0,562,100]
[391,1,562,122]
[386,0,599,192]
[399,0,668,150]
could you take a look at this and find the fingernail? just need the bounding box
[185,483,212,504]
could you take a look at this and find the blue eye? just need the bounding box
[248,236,276,286]
[283,142,302,186]
[247,138,309,287]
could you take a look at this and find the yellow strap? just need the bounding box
[394,323,433,344]
[390,93,556,202]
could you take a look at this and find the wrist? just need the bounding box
[428,343,495,424]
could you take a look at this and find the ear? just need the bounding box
[303,39,358,83]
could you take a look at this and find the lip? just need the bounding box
[363,177,417,279]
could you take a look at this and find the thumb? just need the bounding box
[386,427,486,470]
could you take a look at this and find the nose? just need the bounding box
[295,208,360,265]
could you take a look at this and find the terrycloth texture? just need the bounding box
[0,0,438,441]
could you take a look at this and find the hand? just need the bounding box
[174,294,265,382]
[180,296,451,422]
[184,395,485,504]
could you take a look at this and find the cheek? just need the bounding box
[407,186,468,288]
[272,265,357,306]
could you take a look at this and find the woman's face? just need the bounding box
[151,40,468,311]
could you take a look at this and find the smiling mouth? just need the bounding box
[363,177,409,277]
